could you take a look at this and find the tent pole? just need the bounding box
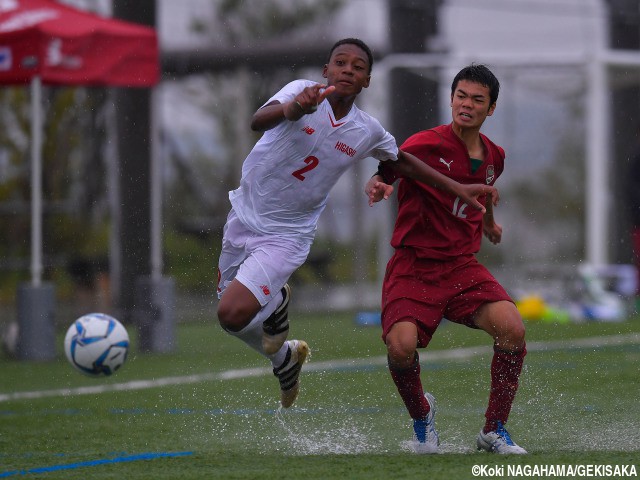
[150,87,162,281]
[30,76,43,287]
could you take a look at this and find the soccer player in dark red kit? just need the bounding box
[366,64,527,454]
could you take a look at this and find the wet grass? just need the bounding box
[1,311,639,479]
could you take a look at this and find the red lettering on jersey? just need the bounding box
[261,285,271,296]
[335,141,357,157]
[302,126,315,135]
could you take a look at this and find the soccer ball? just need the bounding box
[64,313,129,376]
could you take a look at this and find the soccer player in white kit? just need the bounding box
[216,38,497,409]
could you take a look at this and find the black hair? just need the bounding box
[451,64,500,106]
[327,38,373,74]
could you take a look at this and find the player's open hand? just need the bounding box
[458,184,499,213]
[365,176,394,206]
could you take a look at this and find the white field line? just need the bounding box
[1,333,638,403]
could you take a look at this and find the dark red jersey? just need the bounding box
[383,123,505,260]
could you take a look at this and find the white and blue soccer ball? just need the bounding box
[64,313,129,376]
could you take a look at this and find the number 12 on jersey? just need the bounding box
[452,197,468,218]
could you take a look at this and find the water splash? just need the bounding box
[273,407,387,455]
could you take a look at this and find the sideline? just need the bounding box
[1,332,638,403]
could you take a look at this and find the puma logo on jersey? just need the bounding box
[439,158,453,170]
[301,126,315,135]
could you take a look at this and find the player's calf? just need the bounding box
[262,284,291,354]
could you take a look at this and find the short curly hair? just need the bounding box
[327,38,374,74]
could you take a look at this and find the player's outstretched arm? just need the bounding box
[393,150,498,213]
[250,84,336,131]
[365,174,394,206]
[483,196,502,244]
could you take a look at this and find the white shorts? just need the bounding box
[216,209,312,307]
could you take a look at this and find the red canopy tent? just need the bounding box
[0,0,158,85]
[0,0,159,286]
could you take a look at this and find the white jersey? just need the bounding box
[229,79,399,238]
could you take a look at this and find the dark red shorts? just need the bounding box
[381,249,513,348]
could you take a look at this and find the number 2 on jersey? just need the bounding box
[292,156,319,181]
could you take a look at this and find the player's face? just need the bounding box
[450,80,496,129]
[323,44,371,96]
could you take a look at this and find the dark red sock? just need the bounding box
[484,344,526,433]
[389,352,430,420]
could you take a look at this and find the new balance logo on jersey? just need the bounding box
[335,141,356,157]
[301,126,315,135]
[439,158,453,170]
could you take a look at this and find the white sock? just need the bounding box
[268,341,290,369]
[226,290,284,357]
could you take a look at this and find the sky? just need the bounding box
[154,0,604,55]
[61,0,606,57]
[441,0,603,56]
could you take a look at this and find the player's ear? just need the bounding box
[322,64,328,78]
[487,102,496,116]
[363,74,371,88]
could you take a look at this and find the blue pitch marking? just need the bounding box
[0,451,193,478]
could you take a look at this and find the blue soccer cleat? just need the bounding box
[477,421,527,454]
[411,392,439,454]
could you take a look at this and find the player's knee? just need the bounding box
[497,315,526,351]
[386,338,417,368]
[217,302,251,332]
[512,319,526,344]
[216,303,234,331]
[385,321,420,368]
